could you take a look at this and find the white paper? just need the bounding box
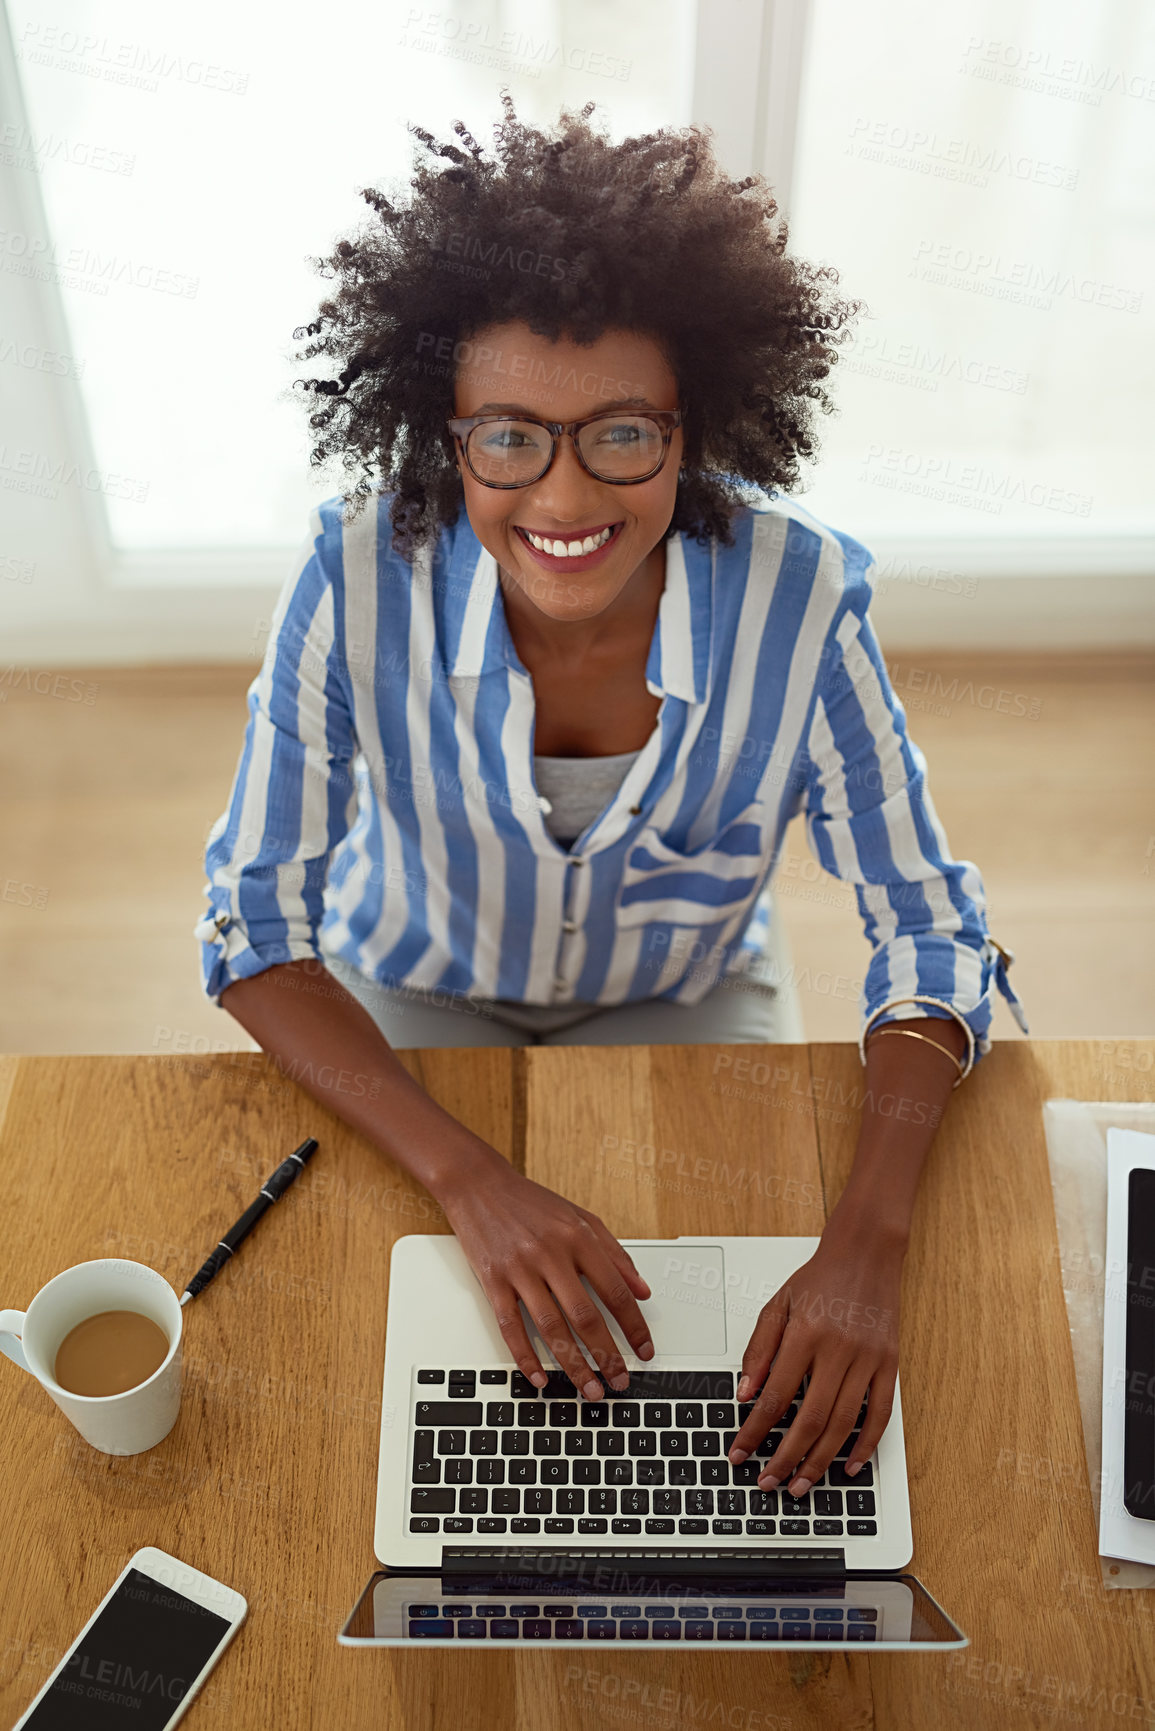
[1098,1127,1155,1566]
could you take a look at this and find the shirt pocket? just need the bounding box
[615,798,767,929]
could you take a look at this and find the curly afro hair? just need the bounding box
[290,88,865,559]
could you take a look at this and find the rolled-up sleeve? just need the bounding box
[803,598,1029,1075]
[195,510,358,1003]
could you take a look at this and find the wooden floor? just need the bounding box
[1,653,1152,1054]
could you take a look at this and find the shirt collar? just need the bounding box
[444,524,713,706]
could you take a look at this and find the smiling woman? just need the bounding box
[196,90,1028,1497]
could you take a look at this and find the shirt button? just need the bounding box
[570,858,584,867]
[629,804,642,816]
[562,920,577,933]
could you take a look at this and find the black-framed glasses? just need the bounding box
[446,407,684,488]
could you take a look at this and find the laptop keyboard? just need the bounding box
[404,1598,880,1640]
[407,1369,877,1540]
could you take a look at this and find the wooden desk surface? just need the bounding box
[1,1039,1153,1730]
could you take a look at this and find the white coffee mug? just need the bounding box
[0,1259,183,1455]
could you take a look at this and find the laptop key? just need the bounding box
[597,1431,625,1456]
[813,1520,844,1535]
[545,1519,574,1534]
[686,1490,714,1515]
[707,1403,735,1428]
[550,1403,578,1427]
[835,1430,861,1458]
[750,1490,777,1515]
[578,1518,608,1533]
[660,1431,688,1457]
[532,1431,562,1456]
[445,1460,473,1484]
[492,1489,519,1514]
[828,1460,873,1486]
[509,1460,536,1484]
[519,1402,546,1428]
[417,1369,445,1384]
[469,1431,498,1456]
[679,1519,709,1535]
[582,1403,610,1426]
[779,1519,809,1534]
[589,1490,616,1515]
[477,1518,507,1533]
[459,1489,487,1514]
[604,1461,633,1485]
[675,1403,703,1427]
[780,1491,810,1515]
[573,1460,599,1484]
[611,1518,641,1534]
[691,1432,719,1457]
[613,1403,640,1428]
[668,1460,697,1485]
[564,1430,593,1456]
[699,1462,728,1486]
[718,1490,746,1515]
[444,1517,473,1533]
[540,1460,568,1484]
[731,1461,760,1486]
[524,1489,552,1515]
[644,1403,672,1427]
[501,1431,530,1456]
[556,1489,584,1514]
[621,1490,648,1515]
[813,1490,842,1515]
[646,1519,676,1535]
[510,1372,539,1398]
[847,1490,876,1516]
[628,1432,657,1456]
[636,1461,665,1485]
[847,1520,878,1535]
[410,1517,440,1533]
[480,1369,507,1384]
[746,1519,775,1535]
[414,1430,435,1462]
[713,1519,742,1535]
[511,1518,541,1533]
[416,1402,482,1426]
[411,1488,454,1513]
[413,1460,441,1484]
[653,1489,681,1514]
[477,1459,504,1484]
[486,1402,514,1427]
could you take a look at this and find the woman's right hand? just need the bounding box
[437,1150,655,1400]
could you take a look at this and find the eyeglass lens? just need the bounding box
[465,415,666,484]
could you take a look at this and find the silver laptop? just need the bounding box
[339,1234,966,1649]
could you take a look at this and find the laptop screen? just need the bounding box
[340,1570,966,1648]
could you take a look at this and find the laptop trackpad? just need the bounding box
[524,1244,728,1363]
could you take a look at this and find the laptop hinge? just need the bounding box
[441,1546,845,1583]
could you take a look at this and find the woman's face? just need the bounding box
[452,321,683,626]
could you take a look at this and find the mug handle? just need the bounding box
[0,1310,31,1373]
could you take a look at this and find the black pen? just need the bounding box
[179,1137,319,1306]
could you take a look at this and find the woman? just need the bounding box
[197,95,1027,1504]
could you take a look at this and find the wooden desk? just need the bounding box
[2,1040,1154,1729]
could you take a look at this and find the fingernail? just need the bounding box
[729,1448,748,1465]
[638,1341,654,1360]
[531,1371,547,1388]
[736,1376,751,1400]
[789,1477,811,1497]
[846,1460,861,1476]
[610,1372,630,1392]
[583,1378,603,1401]
[759,1473,780,1489]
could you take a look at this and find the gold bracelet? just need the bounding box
[865,1024,967,1084]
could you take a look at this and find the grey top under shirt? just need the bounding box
[533,749,641,847]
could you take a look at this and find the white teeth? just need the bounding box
[523,524,615,556]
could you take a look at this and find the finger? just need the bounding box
[776,1373,867,1497]
[741,1343,819,1484]
[729,1308,793,1461]
[577,1212,654,1306]
[576,1240,656,1366]
[485,1279,549,1390]
[736,1295,790,1406]
[845,1365,896,1476]
[518,1279,605,1401]
[548,1271,633,1394]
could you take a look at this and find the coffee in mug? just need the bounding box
[54,1308,171,1397]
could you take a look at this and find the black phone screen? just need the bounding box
[21,1568,232,1729]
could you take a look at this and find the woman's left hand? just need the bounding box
[728,1228,905,1496]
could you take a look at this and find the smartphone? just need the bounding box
[13,1546,247,1730]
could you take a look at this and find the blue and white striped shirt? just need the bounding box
[196,490,1028,1067]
